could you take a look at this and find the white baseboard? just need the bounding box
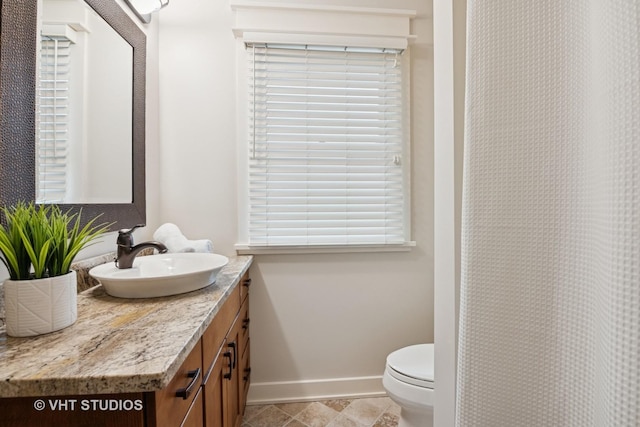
[246,375,386,405]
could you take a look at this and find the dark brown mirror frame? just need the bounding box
[0,0,146,231]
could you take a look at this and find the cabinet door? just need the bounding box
[225,319,242,427]
[181,389,203,427]
[240,339,250,413]
[203,342,227,427]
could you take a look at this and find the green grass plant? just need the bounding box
[0,202,111,280]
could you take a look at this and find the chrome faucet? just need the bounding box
[116,224,168,269]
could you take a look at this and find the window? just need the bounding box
[245,43,410,249]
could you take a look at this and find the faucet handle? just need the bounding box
[119,224,145,235]
[117,224,145,245]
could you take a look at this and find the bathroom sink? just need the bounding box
[89,253,229,298]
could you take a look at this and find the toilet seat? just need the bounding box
[383,344,435,426]
[386,344,434,389]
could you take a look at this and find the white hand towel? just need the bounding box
[188,239,214,253]
[153,223,214,253]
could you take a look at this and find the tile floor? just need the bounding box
[242,397,400,427]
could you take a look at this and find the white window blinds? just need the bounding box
[37,36,71,203]
[247,44,408,247]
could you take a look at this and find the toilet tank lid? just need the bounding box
[387,344,434,382]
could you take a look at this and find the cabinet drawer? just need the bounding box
[152,340,203,427]
[240,272,251,303]
[239,297,250,357]
[202,285,240,373]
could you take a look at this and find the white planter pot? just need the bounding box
[4,271,78,337]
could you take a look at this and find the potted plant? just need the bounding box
[0,202,110,337]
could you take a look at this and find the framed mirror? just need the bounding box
[0,0,146,230]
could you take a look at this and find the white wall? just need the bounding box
[158,0,433,402]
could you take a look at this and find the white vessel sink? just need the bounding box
[89,253,229,298]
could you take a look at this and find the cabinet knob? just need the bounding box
[242,318,251,329]
[175,368,201,400]
[242,278,252,287]
[243,367,252,382]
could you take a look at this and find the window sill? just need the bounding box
[234,242,416,255]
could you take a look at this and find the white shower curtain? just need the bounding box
[457,1,639,426]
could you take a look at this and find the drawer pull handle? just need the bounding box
[175,368,201,400]
[228,341,237,369]
[223,351,233,380]
[242,278,252,287]
[242,318,250,329]
[243,367,252,382]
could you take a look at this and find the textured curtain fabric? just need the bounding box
[457,1,640,426]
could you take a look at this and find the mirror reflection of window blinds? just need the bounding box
[38,37,71,204]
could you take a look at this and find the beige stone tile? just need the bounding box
[377,397,395,409]
[357,397,392,411]
[245,398,400,427]
[385,401,401,417]
[244,404,269,422]
[277,401,312,416]
[341,399,388,425]
[327,414,368,427]
[284,420,309,427]
[372,411,399,427]
[249,405,293,427]
[320,399,352,412]
[295,402,340,427]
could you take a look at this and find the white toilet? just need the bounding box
[382,344,434,427]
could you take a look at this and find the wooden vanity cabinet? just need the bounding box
[238,273,251,420]
[137,274,252,427]
[202,272,251,427]
[0,274,251,427]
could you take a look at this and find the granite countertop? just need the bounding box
[0,255,252,398]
